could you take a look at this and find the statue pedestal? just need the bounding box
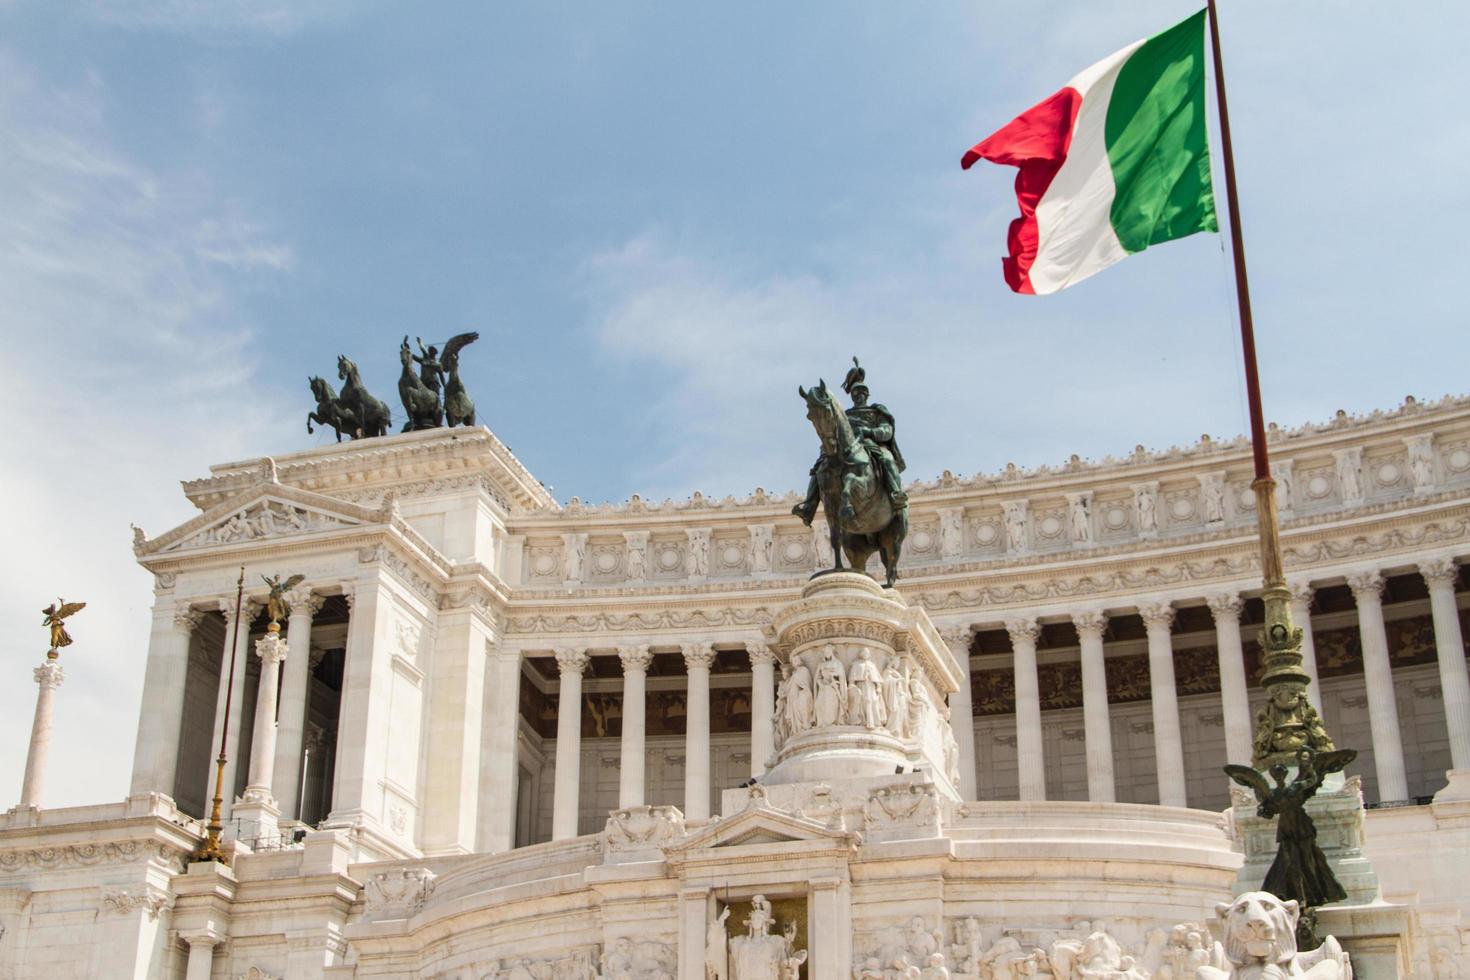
[761,573,964,802]
[231,796,281,848]
[1229,772,1381,906]
[1432,767,1470,803]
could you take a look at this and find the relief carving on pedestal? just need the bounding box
[601,938,675,980]
[603,805,687,853]
[362,867,436,919]
[483,946,599,980]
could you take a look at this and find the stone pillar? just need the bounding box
[1072,611,1114,803]
[552,648,589,840]
[810,875,850,980]
[130,604,199,798]
[241,627,288,807]
[748,642,777,777]
[272,589,321,818]
[479,647,523,853]
[1348,572,1409,802]
[18,657,64,808]
[1287,580,1323,712]
[182,934,220,980]
[1422,560,1470,770]
[618,645,652,807]
[205,598,258,816]
[1138,603,1187,807]
[677,887,711,980]
[1208,593,1253,766]
[1005,618,1046,801]
[422,599,492,856]
[682,642,715,821]
[939,626,978,800]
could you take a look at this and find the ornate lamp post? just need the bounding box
[192,569,246,866]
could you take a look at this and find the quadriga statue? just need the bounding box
[1198,892,1352,980]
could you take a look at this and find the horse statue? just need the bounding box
[398,336,443,431]
[442,332,479,427]
[336,354,391,438]
[306,375,359,442]
[798,379,908,587]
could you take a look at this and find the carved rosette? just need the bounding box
[763,572,962,795]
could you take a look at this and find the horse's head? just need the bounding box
[798,379,843,455]
[308,376,330,402]
[337,355,356,382]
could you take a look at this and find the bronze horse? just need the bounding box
[336,355,391,438]
[306,376,357,442]
[799,380,907,586]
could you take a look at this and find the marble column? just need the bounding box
[241,627,287,806]
[618,645,652,808]
[939,626,978,800]
[683,642,716,821]
[1287,580,1324,712]
[1138,603,1187,807]
[551,647,589,840]
[1072,611,1114,803]
[18,657,64,808]
[182,934,220,980]
[206,598,258,816]
[748,642,777,777]
[130,604,200,799]
[272,589,321,818]
[1421,560,1470,770]
[1348,572,1409,801]
[1208,593,1253,766]
[479,647,523,853]
[1005,618,1046,801]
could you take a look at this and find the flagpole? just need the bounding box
[193,567,245,865]
[1205,0,1324,768]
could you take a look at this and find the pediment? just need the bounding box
[666,796,858,854]
[138,482,381,556]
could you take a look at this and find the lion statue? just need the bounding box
[1196,892,1351,980]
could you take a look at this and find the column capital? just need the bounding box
[286,587,325,619]
[1420,558,1459,591]
[1137,602,1175,631]
[255,631,287,665]
[339,582,357,610]
[1347,571,1385,600]
[1286,579,1315,607]
[937,625,972,651]
[617,645,653,672]
[746,641,776,668]
[34,661,64,690]
[173,606,204,632]
[1071,610,1107,638]
[218,597,261,627]
[554,647,590,676]
[1004,618,1041,645]
[1206,593,1243,620]
[682,642,717,670]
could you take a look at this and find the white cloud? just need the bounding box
[0,49,292,807]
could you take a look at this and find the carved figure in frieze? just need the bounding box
[948,918,985,973]
[882,657,909,737]
[1334,449,1363,503]
[563,534,586,583]
[1202,473,1227,524]
[786,662,815,736]
[919,953,949,980]
[848,648,886,728]
[687,531,710,578]
[1004,500,1028,552]
[905,917,942,961]
[751,525,773,573]
[1068,493,1092,543]
[1134,483,1158,535]
[906,668,930,736]
[1408,436,1435,491]
[773,665,791,747]
[939,509,963,560]
[814,647,847,727]
[626,536,647,581]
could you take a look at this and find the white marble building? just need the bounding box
[1,394,1469,977]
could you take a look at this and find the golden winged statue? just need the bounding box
[42,599,86,651]
[262,573,306,626]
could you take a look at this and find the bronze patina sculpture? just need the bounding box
[398,336,443,431]
[336,355,391,438]
[41,599,86,652]
[441,332,479,427]
[307,375,358,442]
[793,358,909,586]
[262,573,305,626]
[1227,746,1357,948]
[413,337,446,399]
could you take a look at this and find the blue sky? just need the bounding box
[1,1,1465,806]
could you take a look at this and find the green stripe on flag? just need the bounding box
[1105,9,1219,254]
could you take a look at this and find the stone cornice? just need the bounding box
[512,394,1470,522]
[181,426,557,514]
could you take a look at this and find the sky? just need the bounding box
[0,1,1466,809]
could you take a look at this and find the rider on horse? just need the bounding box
[793,357,907,525]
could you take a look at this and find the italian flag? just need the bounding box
[962,10,1218,294]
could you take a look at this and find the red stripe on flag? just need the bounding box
[962,87,1083,294]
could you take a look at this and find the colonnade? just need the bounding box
[941,557,1470,806]
[546,641,775,841]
